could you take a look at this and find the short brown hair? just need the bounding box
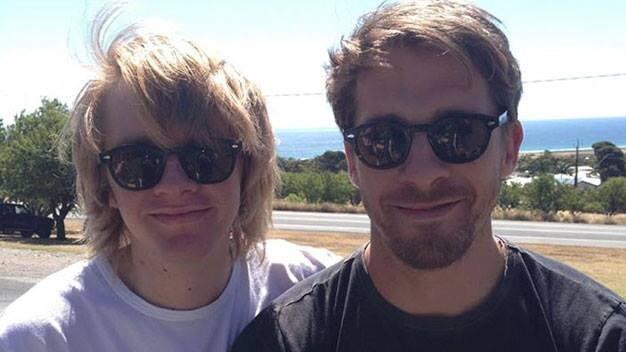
[70,7,277,258]
[327,0,522,130]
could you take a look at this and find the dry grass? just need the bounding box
[276,200,626,225]
[269,230,369,256]
[274,200,365,214]
[2,219,623,298]
[492,208,626,225]
[269,230,626,299]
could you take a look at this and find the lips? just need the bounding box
[392,199,463,220]
[149,206,212,225]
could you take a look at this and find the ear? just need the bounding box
[344,142,360,189]
[500,121,524,177]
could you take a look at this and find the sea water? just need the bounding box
[275,116,626,159]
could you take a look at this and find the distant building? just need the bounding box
[505,172,601,190]
[554,173,601,190]
[505,175,534,186]
[567,165,596,178]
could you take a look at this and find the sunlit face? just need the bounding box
[348,46,521,269]
[101,81,241,263]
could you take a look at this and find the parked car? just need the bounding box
[0,203,54,239]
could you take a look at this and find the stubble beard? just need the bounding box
[366,178,500,270]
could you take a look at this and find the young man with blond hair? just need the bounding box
[0,9,337,352]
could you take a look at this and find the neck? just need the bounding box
[113,238,234,310]
[365,220,506,316]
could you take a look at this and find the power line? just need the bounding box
[264,71,626,97]
[1,72,625,98]
[523,72,626,84]
[266,92,324,97]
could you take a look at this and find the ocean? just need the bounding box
[275,116,626,159]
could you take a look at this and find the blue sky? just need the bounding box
[1,0,625,129]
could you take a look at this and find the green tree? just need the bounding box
[0,121,6,144]
[592,141,626,182]
[497,183,523,209]
[280,171,358,204]
[0,99,76,239]
[280,172,325,203]
[321,172,356,203]
[524,174,563,213]
[559,185,587,214]
[596,177,626,214]
[516,151,570,176]
[312,151,347,173]
[277,157,313,173]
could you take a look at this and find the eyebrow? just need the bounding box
[113,136,156,147]
[432,109,494,120]
[362,109,495,125]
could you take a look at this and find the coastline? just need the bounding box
[520,147,626,158]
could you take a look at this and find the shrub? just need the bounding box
[284,193,306,203]
[582,202,604,214]
[280,171,357,204]
[497,183,523,209]
[596,177,626,214]
[524,174,562,213]
[321,172,356,204]
[559,185,588,214]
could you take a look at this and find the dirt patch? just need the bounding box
[0,247,84,282]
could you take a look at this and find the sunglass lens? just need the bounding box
[109,146,164,190]
[355,123,411,169]
[179,143,236,184]
[429,117,491,163]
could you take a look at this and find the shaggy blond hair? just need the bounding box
[70,8,277,258]
[327,0,522,130]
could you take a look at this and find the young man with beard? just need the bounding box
[231,1,626,351]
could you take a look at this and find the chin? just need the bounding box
[384,220,477,270]
[158,231,222,260]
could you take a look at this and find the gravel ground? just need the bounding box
[0,247,84,283]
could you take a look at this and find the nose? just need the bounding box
[396,132,451,188]
[152,155,199,195]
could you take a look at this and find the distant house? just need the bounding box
[577,178,601,190]
[505,172,601,190]
[553,173,601,190]
[505,175,534,186]
[567,165,596,178]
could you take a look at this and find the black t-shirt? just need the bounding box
[232,242,626,352]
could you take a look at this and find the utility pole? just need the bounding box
[574,139,579,188]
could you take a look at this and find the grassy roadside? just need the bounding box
[1,219,624,298]
[275,200,626,225]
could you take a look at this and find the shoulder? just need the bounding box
[233,251,362,352]
[247,239,340,283]
[595,303,626,351]
[511,244,624,306]
[244,239,341,312]
[0,258,97,350]
[264,238,340,268]
[509,243,626,350]
[270,249,358,310]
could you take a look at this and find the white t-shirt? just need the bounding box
[0,239,339,352]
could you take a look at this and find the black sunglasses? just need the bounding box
[99,139,242,191]
[343,111,508,169]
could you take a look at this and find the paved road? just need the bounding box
[273,211,626,248]
[0,278,36,313]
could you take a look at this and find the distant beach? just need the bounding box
[275,116,626,159]
[521,147,626,159]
